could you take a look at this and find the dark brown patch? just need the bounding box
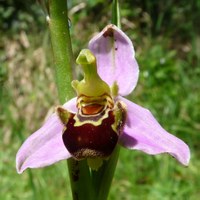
[62,111,118,159]
[103,28,114,38]
[72,169,79,182]
[71,160,80,182]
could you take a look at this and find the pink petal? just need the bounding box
[118,97,190,166]
[63,97,77,113]
[16,98,77,173]
[89,24,139,96]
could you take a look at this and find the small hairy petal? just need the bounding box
[16,98,77,173]
[89,24,139,96]
[118,97,190,166]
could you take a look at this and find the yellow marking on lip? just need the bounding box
[74,108,110,127]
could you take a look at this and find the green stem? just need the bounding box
[67,159,95,200]
[48,1,93,199]
[48,0,74,102]
[92,145,120,200]
[91,1,122,199]
[112,0,121,28]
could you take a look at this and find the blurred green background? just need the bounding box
[1,0,200,199]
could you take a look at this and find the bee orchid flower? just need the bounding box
[16,24,190,174]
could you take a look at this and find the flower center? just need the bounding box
[57,49,127,169]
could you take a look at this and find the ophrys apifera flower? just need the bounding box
[16,25,190,174]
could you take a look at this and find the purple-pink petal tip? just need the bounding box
[16,98,77,174]
[16,113,71,173]
[119,97,190,166]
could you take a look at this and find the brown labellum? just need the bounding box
[62,110,118,159]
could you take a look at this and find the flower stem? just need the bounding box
[112,0,121,28]
[91,1,122,198]
[67,159,95,200]
[48,0,74,102]
[48,1,93,199]
[92,145,120,200]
